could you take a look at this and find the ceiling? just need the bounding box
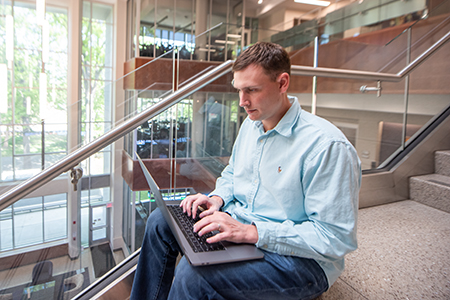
[140,0,334,30]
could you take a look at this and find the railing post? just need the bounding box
[208,0,212,62]
[135,0,141,58]
[311,36,319,115]
[402,28,412,150]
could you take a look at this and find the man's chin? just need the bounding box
[246,111,260,120]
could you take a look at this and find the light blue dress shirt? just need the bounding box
[211,96,361,287]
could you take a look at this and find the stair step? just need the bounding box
[410,173,450,213]
[435,150,450,176]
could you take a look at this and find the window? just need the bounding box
[80,1,114,176]
[0,2,68,182]
[0,193,67,251]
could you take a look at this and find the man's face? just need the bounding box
[233,64,288,130]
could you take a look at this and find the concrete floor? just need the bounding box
[318,200,450,300]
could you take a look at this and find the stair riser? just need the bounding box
[435,151,450,177]
[410,178,450,213]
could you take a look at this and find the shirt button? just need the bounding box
[291,251,295,255]
[263,244,268,248]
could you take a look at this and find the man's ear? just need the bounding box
[278,73,290,93]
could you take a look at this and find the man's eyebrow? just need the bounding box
[231,80,260,90]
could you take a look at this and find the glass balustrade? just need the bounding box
[402,12,450,163]
[0,52,176,299]
[0,0,449,298]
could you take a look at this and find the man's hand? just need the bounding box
[180,193,223,219]
[193,211,259,245]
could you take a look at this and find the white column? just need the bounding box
[195,0,208,60]
[67,0,82,259]
[111,0,128,253]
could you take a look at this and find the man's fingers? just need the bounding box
[196,222,218,236]
[180,193,202,217]
[206,233,224,244]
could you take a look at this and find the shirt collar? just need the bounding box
[254,96,300,137]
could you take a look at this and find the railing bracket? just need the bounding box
[70,167,83,191]
[360,81,382,97]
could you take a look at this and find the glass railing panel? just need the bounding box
[402,17,450,158]
[0,43,181,297]
[368,8,450,167]
[208,24,232,62]
[287,29,404,170]
[191,23,238,62]
[125,75,240,250]
[292,14,449,171]
[138,21,284,63]
[269,0,450,59]
[269,18,318,51]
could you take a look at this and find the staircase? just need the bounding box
[410,150,450,213]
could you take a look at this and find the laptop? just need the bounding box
[136,154,264,266]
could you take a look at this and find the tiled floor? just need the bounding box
[318,200,450,300]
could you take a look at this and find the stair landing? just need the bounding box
[318,200,450,299]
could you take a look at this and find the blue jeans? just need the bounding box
[130,209,328,300]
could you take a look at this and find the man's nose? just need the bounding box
[239,93,249,107]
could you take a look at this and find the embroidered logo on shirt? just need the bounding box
[278,166,282,173]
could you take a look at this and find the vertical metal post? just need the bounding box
[154,0,157,58]
[190,0,194,60]
[225,0,230,61]
[203,94,208,155]
[208,0,212,61]
[135,0,141,58]
[186,100,191,157]
[241,0,246,53]
[311,36,319,115]
[150,91,154,159]
[173,0,176,52]
[173,105,178,196]
[220,96,224,156]
[132,92,138,156]
[12,200,15,249]
[401,28,411,150]
[41,119,45,170]
[131,191,136,252]
[172,47,176,93]
[41,196,44,243]
[177,47,180,88]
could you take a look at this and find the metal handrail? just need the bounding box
[1,29,449,211]
[0,60,234,212]
[290,30,450,81]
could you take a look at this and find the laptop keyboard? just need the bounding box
[167,205,226,253]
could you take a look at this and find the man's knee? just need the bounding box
[145,208,170,238]
[170,258,209,298]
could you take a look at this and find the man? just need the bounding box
[131,42,361,300]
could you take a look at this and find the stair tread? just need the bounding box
[436,150,450,155]
[410,173,450,187]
